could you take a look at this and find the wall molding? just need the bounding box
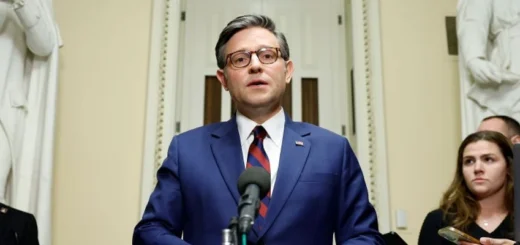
[351,0,391,232]
[139,0,181,215]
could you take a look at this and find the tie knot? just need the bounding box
[253,126,268,140]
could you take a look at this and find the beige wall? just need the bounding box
[380,0,462,243]
[49,0,462,244]
[52,0,151,244]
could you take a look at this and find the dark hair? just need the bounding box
[482,115,520,138]
[439,130,514,231]
[214,15,290,69]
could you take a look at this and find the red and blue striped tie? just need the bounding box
[246,126,270,230]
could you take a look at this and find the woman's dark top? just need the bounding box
[418,209,514,245]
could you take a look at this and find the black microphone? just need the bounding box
[237,167,271,234]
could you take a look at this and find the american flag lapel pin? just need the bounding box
[295,140,304,146]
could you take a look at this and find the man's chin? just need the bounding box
[241,96,275,107]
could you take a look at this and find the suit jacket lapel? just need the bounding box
[210,118,245,205]
[258,120,311,238]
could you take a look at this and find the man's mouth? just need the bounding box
[248,80,268,86]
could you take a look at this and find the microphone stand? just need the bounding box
[222,216,240,245]
[223,192,257,245]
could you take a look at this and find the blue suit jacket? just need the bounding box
[133,115,383,245]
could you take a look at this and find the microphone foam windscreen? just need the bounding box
[237,167,271,199]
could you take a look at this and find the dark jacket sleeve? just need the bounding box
[20,213,39,245]
[418,209,447,245]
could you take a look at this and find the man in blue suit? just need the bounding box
[133,14,383,245]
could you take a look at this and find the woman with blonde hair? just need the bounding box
[418,130,515,244]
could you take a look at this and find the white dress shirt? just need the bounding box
[236,108,285,193]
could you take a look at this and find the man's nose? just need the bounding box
[248,54,262,73]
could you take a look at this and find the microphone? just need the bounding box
[237,167,271,234]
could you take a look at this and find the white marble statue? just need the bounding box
[0,0,61,244]
[457,0,520,137]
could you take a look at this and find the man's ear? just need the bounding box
[216,69,228,90]
[511,135,520,144]
[284,60,294,84]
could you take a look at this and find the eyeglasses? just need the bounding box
[225,47,280,68]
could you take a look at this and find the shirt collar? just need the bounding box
[236,108,285,147]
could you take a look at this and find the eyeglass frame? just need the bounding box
[224,47,282,68]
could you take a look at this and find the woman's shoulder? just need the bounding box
[426,209,444,218]
[418,208,452,245]
[422,208,450,225]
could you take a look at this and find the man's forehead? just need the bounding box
[226,27,278,51]
[478,118,509,135]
